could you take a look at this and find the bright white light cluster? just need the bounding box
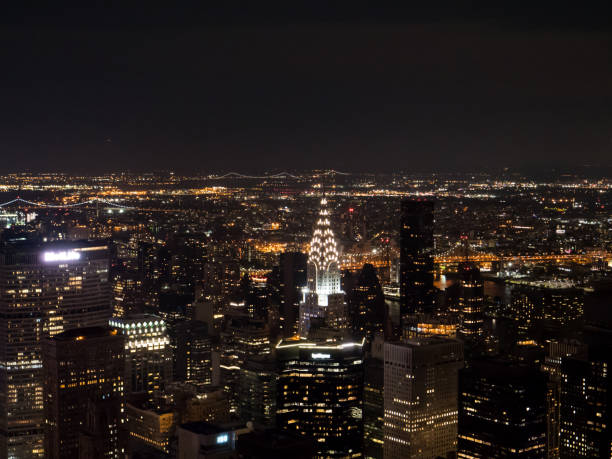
[308,198,339,273]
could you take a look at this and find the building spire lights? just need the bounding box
[308,198,339,273]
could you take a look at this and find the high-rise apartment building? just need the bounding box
[43,326,125,459]
[384,337,463,459]
[399,200,436,319]
[0,240,111,458]
[299,198,347,336]
[110,314,172,404]
[276,331,364,458]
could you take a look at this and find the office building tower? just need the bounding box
[299,198,347,336]
[456,262,485,351]
[110,314,172,404]
[220,317,271,413]
[43,326,125,459]
[458,359,547,458]
[276,332,364,458]
[110,267,143,318]
[364,335,385,459]
[176,320,217,387]
[279,251,308,337]
[0,240,111,458]
[384,337,463,459]
[541,340,588,458]
[238,355,278,427]
[559,346,611,458]
[400,200,436,319]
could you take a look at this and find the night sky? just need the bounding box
[1,5,610,173]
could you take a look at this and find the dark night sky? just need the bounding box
[0,4,610,173]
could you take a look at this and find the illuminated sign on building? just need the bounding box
[43,251,82,263]
[216,433,229,444]
[312,353,331,359]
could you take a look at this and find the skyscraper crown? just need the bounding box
[308,198,339,272]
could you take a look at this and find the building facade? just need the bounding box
[110,314,172,404]
[43,326,125,459]
[0,240,111,458]
[238,355,278,426]
[276,334,364,458]
[458,359,547,458]
[384,337,463,459]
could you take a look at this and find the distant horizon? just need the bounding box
[2,164,612,178]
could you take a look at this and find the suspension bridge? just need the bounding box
[0,197,134,209]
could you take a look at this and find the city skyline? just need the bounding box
[1,5,611,459]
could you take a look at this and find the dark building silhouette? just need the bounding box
[279,252,308,337]
[238,354,278,426]
[43,326,125,459]
[236,428,315,459]
[456,262,485,353]
[400,200,436,319]
[458,359,547,458]
[349,263,387,345]
[363,335,384,459]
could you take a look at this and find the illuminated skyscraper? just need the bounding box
[299,198,347,336]
[43,326,125,459]
[276,331,364,458]
[0,240,111,458]
[384,337,463,459]
[110,314,172,404]
[400,200,436,319]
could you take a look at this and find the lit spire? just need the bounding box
[308,198,339,272]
